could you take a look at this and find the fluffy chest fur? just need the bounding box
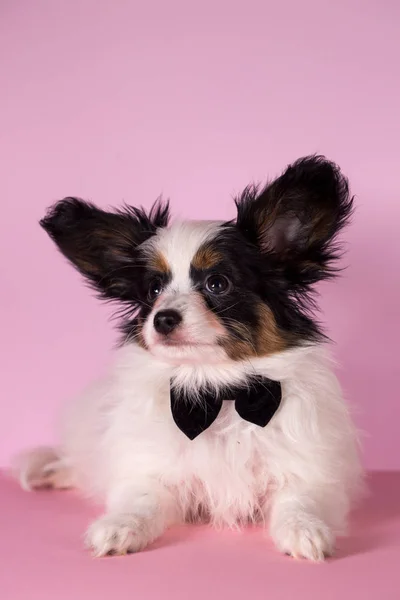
[63,342,356,529]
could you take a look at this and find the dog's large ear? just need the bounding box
[235,156,353,287]
[40,197,170,300]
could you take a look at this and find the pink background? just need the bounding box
[1,0,399,470]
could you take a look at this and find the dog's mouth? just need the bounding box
[147,331,227,364]
[158,339,214,349]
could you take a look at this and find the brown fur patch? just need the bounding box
[148,251,170,274]
[220,303,287,361]
[254,304,287,355]
[192,244,222,270]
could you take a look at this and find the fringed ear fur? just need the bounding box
[235,155,354,288]
[40,197,170,301]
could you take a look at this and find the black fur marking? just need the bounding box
[235,155,354,289]
[40,196,170,343]
[190,228,322,347]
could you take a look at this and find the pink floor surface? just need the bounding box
[1,472,399,600]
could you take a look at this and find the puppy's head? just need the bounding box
[41,156,353,365]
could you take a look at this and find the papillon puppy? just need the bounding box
[15,156,363,561]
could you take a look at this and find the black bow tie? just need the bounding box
[170,376,282,440]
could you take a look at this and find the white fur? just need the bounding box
[16,343,362,560]
[15,221,363,561]
[142,221,228,364]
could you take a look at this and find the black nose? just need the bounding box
[153,310,182,335]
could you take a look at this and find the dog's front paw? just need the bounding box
[272,513,334,562]
[85,514,151,557]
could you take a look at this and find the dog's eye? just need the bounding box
[148,278,164,300]
[205,274,231,296]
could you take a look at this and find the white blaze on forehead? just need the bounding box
[152,220,222,291]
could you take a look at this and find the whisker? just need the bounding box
[213,302,241,316]
[221,317,258,355]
